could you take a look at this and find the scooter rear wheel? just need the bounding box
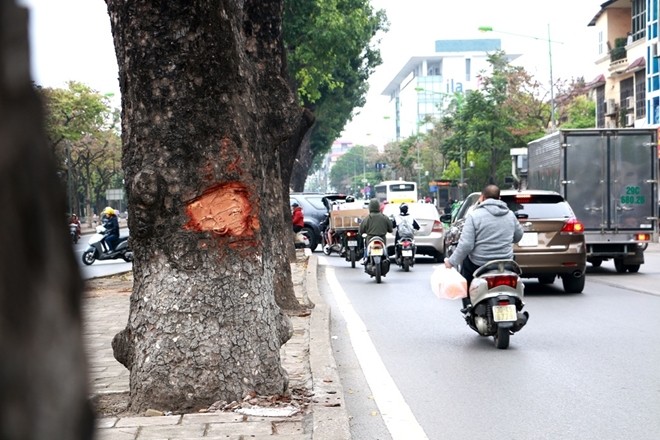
[494,326,510,349]
[82,250,96,266]
[349,249,356,268]
[375,262,382,283]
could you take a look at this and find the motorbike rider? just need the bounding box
[68,213,81,237]
[291,202,304,233]
[444,184,523,311]
[359,198,393,263]
[391,203,420,243]
[101,206,120,252]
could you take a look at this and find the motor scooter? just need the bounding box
[394,236,415,272]
[69,223,81,244]
[463,259,529,349]
[81,225,133,265]
[322,228,343,256]
[363,235,390,283]
[342,229,362,268]
[294,230,310,249]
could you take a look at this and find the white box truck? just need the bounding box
[527,129,658,273]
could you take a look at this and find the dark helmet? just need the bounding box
[345,196,355,203]
[399,203,409,215]
[291,202,299,208]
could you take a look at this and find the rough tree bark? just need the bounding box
[280,108,314,264]
[107,0,302,412]
[290,130,315,192]
[0,2,93,438]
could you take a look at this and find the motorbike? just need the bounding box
[363,235,390,283]
[394,236,416,272]
[342,229,362,268]
[463,259,529,349]
[322,228,343,256]
[294,229,310,249]
[69,223,81,244]
[81,225,133,266]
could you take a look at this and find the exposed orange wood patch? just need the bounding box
[184,182,258,237]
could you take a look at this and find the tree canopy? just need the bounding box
[283,0,387,190]
[40,81,122,221]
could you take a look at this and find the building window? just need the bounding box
[620,77,634,106]
[465,58,471,82]
[635,70,646,118]
[427,62,441,76]
[598,31,603,56]
[631,0,646,41]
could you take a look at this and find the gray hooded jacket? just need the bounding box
[447,198,524,267]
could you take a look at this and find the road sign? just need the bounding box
[106,189,124,201]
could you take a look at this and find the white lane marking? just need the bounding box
[325,265,429,440]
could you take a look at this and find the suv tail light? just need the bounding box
[432,220,443,233]
[561,218,584,235]
[486,275,518,289]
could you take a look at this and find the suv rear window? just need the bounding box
[501,194,573,218]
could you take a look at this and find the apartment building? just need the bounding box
[588,0,658,127]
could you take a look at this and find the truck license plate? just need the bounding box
[402,250,413,256]
[518,232,538,247]
[493,305,517,322]
[348,240,357,247]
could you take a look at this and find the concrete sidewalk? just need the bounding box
[84,253,349,440]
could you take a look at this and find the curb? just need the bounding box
[307,255,351,440]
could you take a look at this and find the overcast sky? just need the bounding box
[22,0,603,146]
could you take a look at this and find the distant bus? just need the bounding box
[374,180,417,204]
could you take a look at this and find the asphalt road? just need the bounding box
[320,251,660,440]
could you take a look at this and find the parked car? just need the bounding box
[382,202,444,262]
[441,189,587,293]
[289,192,348,252]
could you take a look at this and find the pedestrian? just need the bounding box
[291,202,304,233]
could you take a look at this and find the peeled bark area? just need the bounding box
[107,1,298,411]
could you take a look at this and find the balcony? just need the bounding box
[609,37,629,74]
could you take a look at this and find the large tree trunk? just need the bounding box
[107,0,301,412]
[279,108,314,264]
[0,2,93,438]
[290,128,315,192]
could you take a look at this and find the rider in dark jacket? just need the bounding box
[359,198,393,261]
[101,206,120,251]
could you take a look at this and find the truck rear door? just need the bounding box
[563,131,606,231]
[609,130,657,231]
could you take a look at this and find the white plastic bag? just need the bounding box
[430,265,468,300]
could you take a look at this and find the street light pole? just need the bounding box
[478,25,561,130]
[547,24,556,130]
[459,144,464,200]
